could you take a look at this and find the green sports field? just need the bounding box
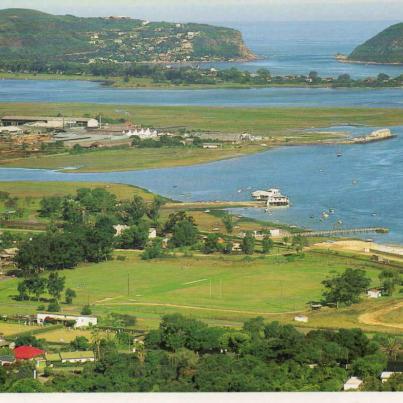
[0,251,392,330]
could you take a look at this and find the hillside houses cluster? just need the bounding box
[83,22,204,63]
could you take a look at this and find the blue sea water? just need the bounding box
[1,125,402,243]
[0,21,402,242]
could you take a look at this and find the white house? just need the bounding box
[0,126,23,135]
[37,313,97,328]
[148,228,157,239]
[367,288,382,299]
[113,224,130,237]
[343,377,363,391]
[202,143,220,149]
[294,315,308,323]
[269,229,281,237]
[126,128,158,140]
[60,351,95,364]
[381,371,401,383]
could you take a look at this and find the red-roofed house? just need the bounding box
[13,346,45,360]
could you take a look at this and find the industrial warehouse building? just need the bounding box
[1,115,99,129]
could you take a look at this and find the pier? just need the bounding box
[298,227,389,237]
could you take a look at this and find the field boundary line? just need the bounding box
[94,301,304,316]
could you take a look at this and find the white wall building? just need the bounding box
[343,377,363,391]
[37,313,97,328]
[367,289,382,299]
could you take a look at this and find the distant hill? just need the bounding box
[0,8,256,64]
[348,22,403,64]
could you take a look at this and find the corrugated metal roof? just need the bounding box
[1,116,94,122]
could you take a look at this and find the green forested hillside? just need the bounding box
[0,8,255,63]
[349,22,403,64]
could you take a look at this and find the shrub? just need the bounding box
[81,305,92,315]
[47,302,60,312]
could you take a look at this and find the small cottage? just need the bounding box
[343,377,363,391]
[367,288,382,299]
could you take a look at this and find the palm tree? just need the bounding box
[380,337,402,361]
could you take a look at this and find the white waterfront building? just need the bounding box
[251,188,290,207]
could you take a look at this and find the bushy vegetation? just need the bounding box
[0,8,251,65]
[349,22,403,64]
[1,315,401,392]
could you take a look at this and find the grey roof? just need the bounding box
[0,355,15,362]
[1,116,95,122]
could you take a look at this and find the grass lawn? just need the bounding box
[1,251,396,332]
[34,327,102,343]
[1,104,402,136]
[0,322,39,336]
[0,145,263,173]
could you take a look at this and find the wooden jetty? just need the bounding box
[298,227,389,237]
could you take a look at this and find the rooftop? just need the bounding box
[1,116,96,122]
[14,345,45,360]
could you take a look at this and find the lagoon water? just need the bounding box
[1,125,403,243]
[1,21,403,107]
[0,21,402,242]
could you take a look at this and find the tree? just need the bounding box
[47,301,60,312]
[39,196,62,218]
[241,232,255,255]
[164,212,196,233]
[141,238,165,260]
[65,288,77,304]
[322,268,371,307]
[203,234,220,254]
[351,353,387,378]
[262,235,273,254]
[47,272,65,302]
[70,336,90,351]
[29,276,47,301]
[222,214,234,234]
[17,281,29,301]
[7,379,48,393]
[378,269,401,296]
[118,223,149,250]
[81,305,92,315]
[171,220,198,247]
[14,335,44,348]
[120,196,146,225]
[147,196,164,222]
[292,235,307,253]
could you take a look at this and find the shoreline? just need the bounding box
[335,54,403,66]
[2,72,403,91]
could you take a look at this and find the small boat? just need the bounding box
[371,213,377,217]
[337,153,342,157]
[237,189,242,193]
[322,212,329,219]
